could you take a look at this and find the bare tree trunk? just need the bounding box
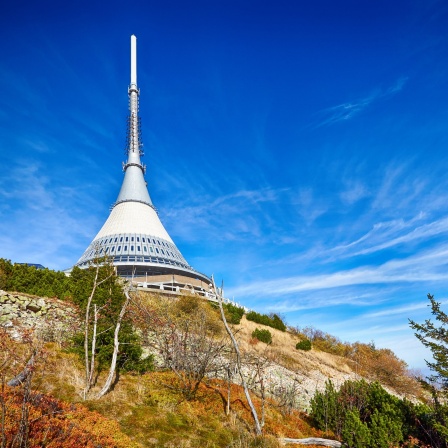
[212,277,263,436]
[226,364,232,416]
[7,353,35,387]
[279,437,341,447]
[89,304,98,387]
[96,288,131,398]
[83,261,113,399]
[1,374,6,448]
[257,363,266,428]
[83,263,100,399]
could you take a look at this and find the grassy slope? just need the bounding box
[32,344,324,447]
[3,290,422,447]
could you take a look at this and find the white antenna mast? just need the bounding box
[131,34,137,86]
[125,35,144,169]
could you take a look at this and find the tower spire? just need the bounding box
[115,35,151,207]
[131,34,137,86]
[74,35,210,287]
[126,34,142,165]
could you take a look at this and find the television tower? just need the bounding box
[74,35,210,291]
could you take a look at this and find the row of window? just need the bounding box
[99,245,174,256]
[98,235,173,248]
[79,255,189,269]
[80,234,184,262]
[83,244,183,261]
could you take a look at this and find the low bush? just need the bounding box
[223,302,245,324]
[252,328,272,344]
[310,379,440,448]
[293,325,419,395]
[246,311,286,331]
[296,339,312,351]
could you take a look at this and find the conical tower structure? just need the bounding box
[75,35,210,289]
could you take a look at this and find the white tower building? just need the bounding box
[75,36,210,289]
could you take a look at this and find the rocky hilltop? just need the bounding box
[0,290,80,341]
[0,289,419,409]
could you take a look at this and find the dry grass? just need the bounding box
[234,316,353,377]
[132,294,420,399]
[23,341,325,448]
[2,291,423,446]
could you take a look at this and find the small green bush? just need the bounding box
[246,311,286,331]
[296,339,312,351]
[224,303,245,324]
[252,328,272,344]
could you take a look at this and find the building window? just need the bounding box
[111,247,115,252]
[131,246,134,251]
[156,248,159,254]
[142,238,145,242]
[150,247,154,253]
[131,237,134,242]
[137,246,141,251]
[137,237,140,242]
[114,238,118,242]
[118,246,121,251]
[143,246,147,252]
[120,237,123,242]
[124,246,127,251]
[126,237,129,242]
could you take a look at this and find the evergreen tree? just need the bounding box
[409,294,448,390]
[369,407,402,448]
[341,410,370,448]
[409,294,448,447]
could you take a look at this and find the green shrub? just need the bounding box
[252,328,272,344]
[223,303,245,324]
[310,379,417,447]
[0,258,154,376]
[296,339,312,351]
[246,311,286,331]
[0,258,71,298]
[69,265,153,374]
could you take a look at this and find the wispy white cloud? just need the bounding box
[294,188,328,225]
[161,185,290,243]
[314,96,375,127]
[340,181,369,206]
[311,77,408,128]
[0,160,104,269]
[228,245,448,300]
[259,288,393,314]
[360,300,448,320]
[346,216,448,256]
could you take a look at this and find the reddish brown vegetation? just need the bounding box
[1,387,136,447]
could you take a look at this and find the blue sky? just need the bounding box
[1,0,448,371]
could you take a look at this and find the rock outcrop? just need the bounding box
[0,290,81,342]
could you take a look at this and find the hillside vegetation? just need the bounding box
[1,259,447,447]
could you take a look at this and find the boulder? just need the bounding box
[26,303,42,313]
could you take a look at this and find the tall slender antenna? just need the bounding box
[131,35,137,86]
[125,35,144,168]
